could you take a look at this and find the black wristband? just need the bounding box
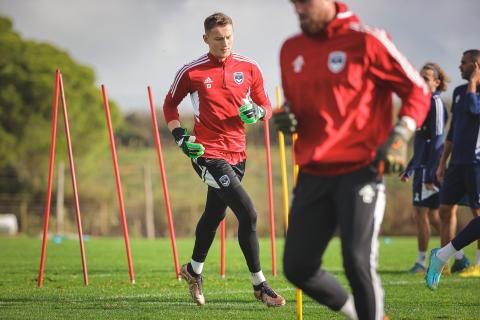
[172,127,185,143]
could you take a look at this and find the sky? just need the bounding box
[1,0,479,113]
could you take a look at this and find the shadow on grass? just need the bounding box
[0,294,288,313]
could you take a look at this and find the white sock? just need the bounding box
[416,251,426,267]
[190,259,204,275]
[339,295,358,320]
[437,242,457,263]
[475,250,480,265]
[454,249,464,260]
[251,270,266,286]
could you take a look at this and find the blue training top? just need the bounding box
[447,84,480,165]
[405,91,447,183]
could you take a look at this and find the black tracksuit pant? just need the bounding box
[283,166,386,320]
[190,157,261,273]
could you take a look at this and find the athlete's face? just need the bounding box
[203,24,233,61]
[291,0,336,36]
[420,68,440,93]
[459,52,477,80]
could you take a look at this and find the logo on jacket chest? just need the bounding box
[454,94,460,104]
[233,72,244,85]
[292,55,305,73]
[204,77,213,89]
[328,51,347,73]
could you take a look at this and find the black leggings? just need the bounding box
[190,157,261,273]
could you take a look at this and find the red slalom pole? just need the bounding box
[220,219,226,278]
[38,70,60,288]
[263,119,277,276]
[59,73,89,286]
[147,86,180,279]
[101,85,135,284]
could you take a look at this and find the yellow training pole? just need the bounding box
[292,133,299,185]
[276,87,290,233]
[291,132,302,320]
[275,87,302,320]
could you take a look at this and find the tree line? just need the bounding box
[1,15,471,238]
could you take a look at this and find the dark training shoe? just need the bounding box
[253,281,286,307]
[180,264,205,306]
[451,256,470,273]
[407,262,426,274]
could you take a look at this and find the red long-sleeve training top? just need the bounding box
[163,52,272,164]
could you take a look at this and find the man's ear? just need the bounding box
[203,34,208,44]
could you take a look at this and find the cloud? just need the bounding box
[1,0,478,111]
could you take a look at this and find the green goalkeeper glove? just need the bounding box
[239,99,266,124]
[171,127,205,159]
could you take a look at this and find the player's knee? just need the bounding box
[439,208,454,222]
[237,214,257,232]
[283,255,315,286]
[196,212,225,233]
[249,211,257,226]
[283,264,307,287]
[416,214,429,226]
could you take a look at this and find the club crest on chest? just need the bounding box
[233,72,244,85]
[328,51,347,74]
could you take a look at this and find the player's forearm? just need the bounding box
[466,90,480,114]
[467,80,477,94]
[467,63,480,113]
[426,135,442,169]
[439,140,452,166]
[167,120,181,132]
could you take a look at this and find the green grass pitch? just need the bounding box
[0,236,478,319]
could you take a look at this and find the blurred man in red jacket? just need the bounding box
[273,1,430,319]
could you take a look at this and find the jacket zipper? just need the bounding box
[222,63,227,88]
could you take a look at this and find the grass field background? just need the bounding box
[1,236,479,319]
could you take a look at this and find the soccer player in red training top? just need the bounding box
[273,1,430,319]
[162,12,285,307]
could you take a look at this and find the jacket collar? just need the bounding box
[207,52,232,65]
[316,2,360,39]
